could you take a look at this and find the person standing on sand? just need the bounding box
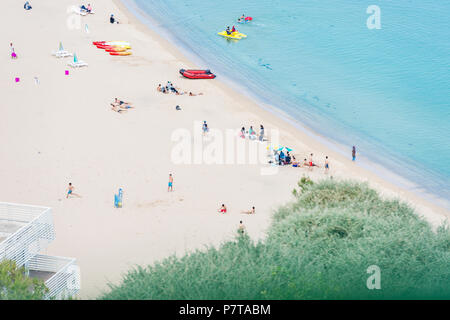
[352,146,356,161]
[324,156,329,174]
[10,43,17,59]
[309,153,314,171]
[168,174,173,192]
[259,125,264,142]
[238,221,246,235]
[202,121,209,135]
[66,183,81,198]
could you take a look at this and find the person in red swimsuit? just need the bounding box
[218,204,227,214]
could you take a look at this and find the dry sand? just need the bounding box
[1,0,448,298]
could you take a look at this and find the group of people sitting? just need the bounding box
[110,98,134,113]
[225,26,237,35]
[237,14,247,23]
[80,4,93,13]
[240,125,264,141]
[272,150,294,166]
[271,151,325,170]
[157,82,203,96]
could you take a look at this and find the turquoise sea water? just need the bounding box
[123,0,450,205]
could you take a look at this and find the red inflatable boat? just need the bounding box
[179,69,216,79]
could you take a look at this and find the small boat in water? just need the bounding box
[179,69,216,79]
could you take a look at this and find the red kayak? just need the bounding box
[179,69,216,79]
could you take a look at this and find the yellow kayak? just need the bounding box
[218,31,247,40]
[233,31,247,38]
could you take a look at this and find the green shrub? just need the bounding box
[0,260,48,300]
[101,180,450,300]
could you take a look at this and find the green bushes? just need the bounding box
[0,260,48,300]
[101,180,450,300]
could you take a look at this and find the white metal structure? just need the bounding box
[0,202,80,299]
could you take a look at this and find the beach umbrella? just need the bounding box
[277,146,284,151]
[285,147,293,152]
[73,53,78,63]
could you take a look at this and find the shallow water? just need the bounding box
[125,0,450,205]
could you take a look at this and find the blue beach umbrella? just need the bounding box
[73,53,78,63]
[285,147,293,152]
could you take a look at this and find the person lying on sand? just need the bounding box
[111,104,127,113]
[302,157,320,168]
[241,207,255,214]
[81,4,93,13]
[189,92,204,96]
[113,98,133,107]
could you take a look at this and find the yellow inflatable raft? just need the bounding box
[217,31,247,40]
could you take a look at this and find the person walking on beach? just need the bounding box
[202,121,209,135]
[324,156,329,174]
[309,153,314,171]
[238,221,246,235]
[259,125,264,142]
[352,146,356,161]
[168,174,173,192]
[66,183,81,198]
[10,43,17,59]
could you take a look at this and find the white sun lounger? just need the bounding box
[68,60,88,68]
[68,54,88,68]
[52,50,73,58]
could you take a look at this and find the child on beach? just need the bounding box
[66,183,81,198]
[168,174,173,192]
[202,121,209,135]
[238,221,246,235]
[324,156,330,174]
[218,204,227,214]
[10,43,17,59]
[352,146,356,161]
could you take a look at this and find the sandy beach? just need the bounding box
[1,0,448,298]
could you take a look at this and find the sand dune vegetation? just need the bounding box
[101,179,450,300]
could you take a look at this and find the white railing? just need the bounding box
[27,254,80,300]
[0,202,55,267]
